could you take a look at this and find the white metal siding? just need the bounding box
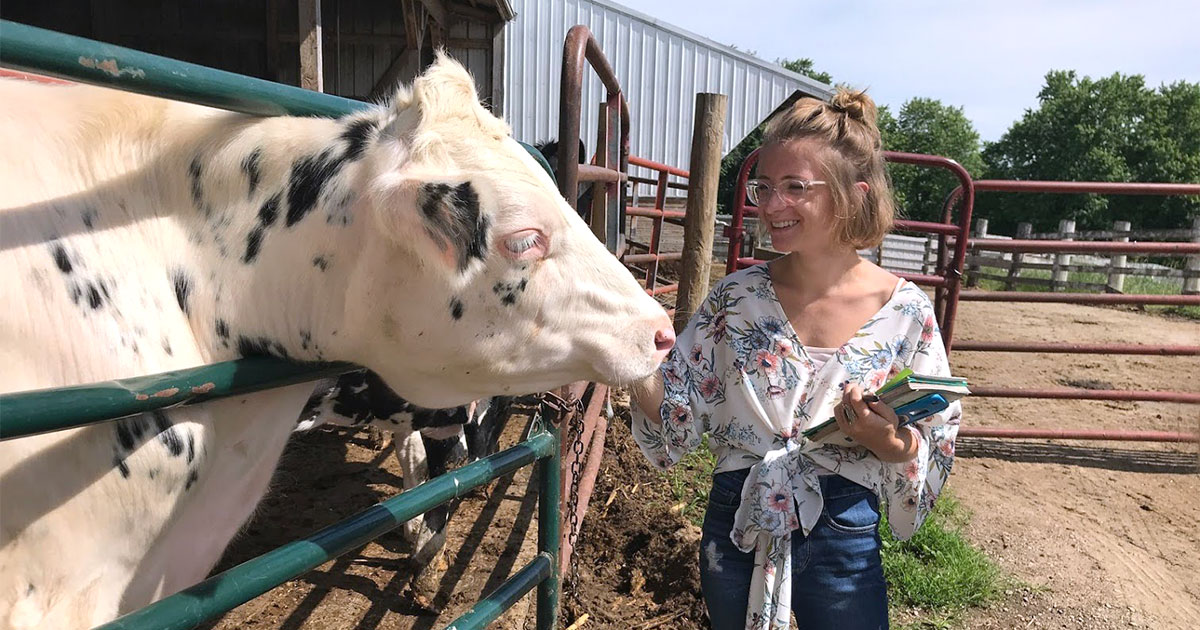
[503,0,833,176]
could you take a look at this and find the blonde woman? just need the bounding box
[631,89,961,630]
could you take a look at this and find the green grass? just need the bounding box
[663,435,717,527]
[660,443,1011,627]
[882,493,1011,626]
[975,268,1200,320]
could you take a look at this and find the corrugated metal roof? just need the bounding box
[502,0,833,176]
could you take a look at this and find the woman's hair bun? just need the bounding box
[830,87,877,124]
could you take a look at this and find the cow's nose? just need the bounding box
[654,326,676,353]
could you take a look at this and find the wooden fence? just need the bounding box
[961,216,1200,293]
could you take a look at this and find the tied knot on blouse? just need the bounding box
[731,439,823,551]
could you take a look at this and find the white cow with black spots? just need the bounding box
[0,54,675,629]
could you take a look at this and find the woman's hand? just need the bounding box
[629,370,666,421]
[835,384,920,463]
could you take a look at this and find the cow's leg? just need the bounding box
[392,428,432,546]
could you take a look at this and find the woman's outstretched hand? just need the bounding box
[835,384,919,463]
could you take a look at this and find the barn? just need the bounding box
[2,0,832,173]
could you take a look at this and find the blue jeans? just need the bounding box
[699,468,889,630]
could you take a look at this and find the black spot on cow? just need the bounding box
[242,149,262,198]
[312,255,330,271]
[185,469,199,491]
[69,285,82,305]
[115,456,130,478]
[51,245,72,274]
[243,227,266,263]
[450,298,464,320]
[82,207,97,230]
[258,192,281,226]
[162,338,174,356]
[301,330,313,351]
[341,118,378,161]
[418,181,490,272]
[215,319,230,341]
[286,149,346,227]
[171,270,192,315]
[185,431,196,464]
[237,335,289,359]
[188,157,208,216]
[86,283,103,310]
[153,411,185,457]
[492,278,529,306]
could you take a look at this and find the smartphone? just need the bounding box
[894,393,949,427]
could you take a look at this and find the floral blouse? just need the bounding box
[631,264,961,630]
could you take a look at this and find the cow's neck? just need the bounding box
[166,109,388,365]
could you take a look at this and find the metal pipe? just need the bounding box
[95,432,556,630]
[0,20,366,117]
[648,283,679,296]
[893,219,963,236]
[958,291,1200,306]
[970,386,1200,404]
[724,149,761,274]
[629,155,691,178]
[577,164,626,183]
[960,427,1199,443]
[972,180,1200,196]
[443,554,554,630]
[536,419,562,630]
[623,252,683,264]
[965,239,1200,255]
[0,359,357,441]
[625,206,687,220]
[897,272,950,287]
[953,341,1200,356]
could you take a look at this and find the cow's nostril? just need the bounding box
[654,327,676,352]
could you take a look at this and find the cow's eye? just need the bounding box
[502,229,547,259]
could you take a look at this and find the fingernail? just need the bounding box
[863,393,880,403]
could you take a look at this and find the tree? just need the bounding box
[979,71,1200,233]
[878,99,984,223]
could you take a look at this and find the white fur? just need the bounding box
[0,55,671,629]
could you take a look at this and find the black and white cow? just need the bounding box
[0,54,674,629]
[295,370,515,573]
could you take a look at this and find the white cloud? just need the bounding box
[607,0,1199,141]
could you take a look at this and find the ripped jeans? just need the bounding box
[699,468,889,630]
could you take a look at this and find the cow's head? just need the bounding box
[346,54,674,407]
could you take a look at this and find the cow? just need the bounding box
[294,369,518,605]
[0,53,674,629]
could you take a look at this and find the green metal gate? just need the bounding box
[0,20,561,630]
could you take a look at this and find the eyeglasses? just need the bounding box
[745,178,826,206]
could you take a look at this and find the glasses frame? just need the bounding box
[745,178,827,206]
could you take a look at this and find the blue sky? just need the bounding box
[612,0,1199,142]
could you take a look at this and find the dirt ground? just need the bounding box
[204,297,1198,630]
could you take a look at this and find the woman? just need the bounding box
[630,88,961,630]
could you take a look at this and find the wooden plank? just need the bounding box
[675,94,728,332]
[298,0,323,92]
[490,21,504,114]
[418,0,448,26]
[369,48,420,100]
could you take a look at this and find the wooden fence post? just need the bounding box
[674,93,727,333]
[1051,219,1075,292]
[298,0,323,92]
[966,218,988,288]
[1005,222,1032,290]
[1107,220,1131,293]
[1184,216,1200,295]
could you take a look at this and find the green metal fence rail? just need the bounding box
[0,20,562,630]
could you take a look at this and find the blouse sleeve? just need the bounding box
[629,293,721,471]
[881,304,962,540]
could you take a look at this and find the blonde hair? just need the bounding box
[760,87,894,249]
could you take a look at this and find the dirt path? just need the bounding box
[203,297,1197,630]
[946,300,1199,630]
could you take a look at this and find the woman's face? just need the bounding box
[755,138,844,255]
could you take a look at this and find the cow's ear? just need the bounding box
[374,178,490,276]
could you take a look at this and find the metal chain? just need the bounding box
[565,396,587,604]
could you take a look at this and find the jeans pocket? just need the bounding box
[821,488,881,534]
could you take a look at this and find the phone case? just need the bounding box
[894,393,949,427]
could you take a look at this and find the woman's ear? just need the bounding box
[855,181,870,195]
